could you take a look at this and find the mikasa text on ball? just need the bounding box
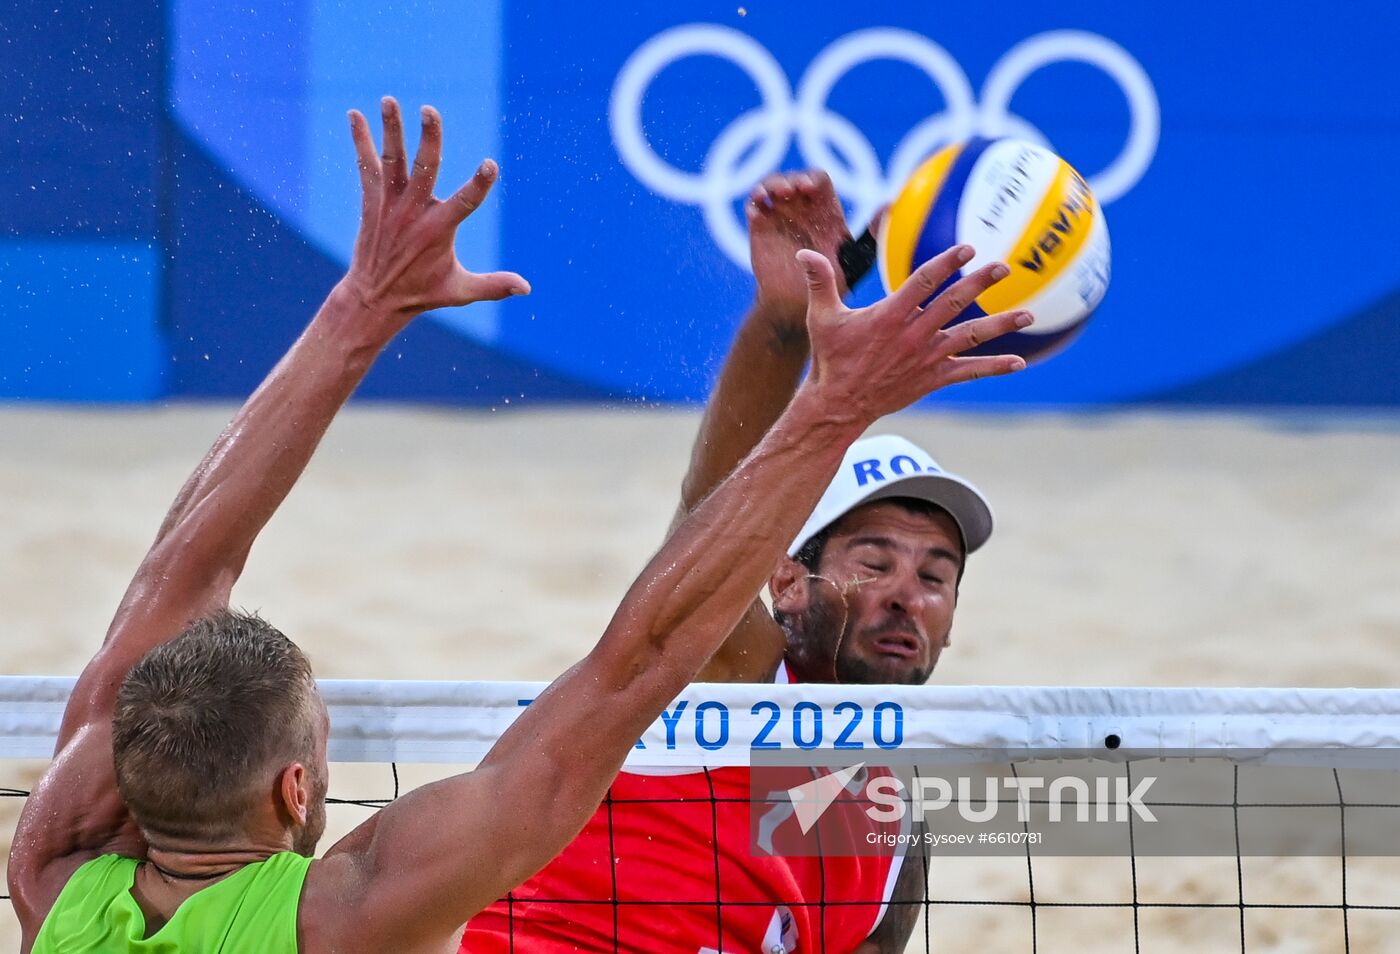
[878,137,1111,364]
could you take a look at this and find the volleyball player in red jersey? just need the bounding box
[462,172,1019,952]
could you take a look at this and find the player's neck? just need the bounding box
[143,824,295,879]
[145,844,283,876]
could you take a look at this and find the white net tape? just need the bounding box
[5,677,1400,766]
[8,678,1400,952]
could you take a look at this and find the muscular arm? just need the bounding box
[9,299,398,937]
[62,297,397,741]
[319,251,1032,953]
[7,99,527,946]
[682,172,853,681]
[324,388,868,950]
[678,174,836,516]
[682,301,813,680]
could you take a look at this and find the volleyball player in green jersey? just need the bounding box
[6,98,1030,953]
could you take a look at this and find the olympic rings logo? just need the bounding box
[610,25,1160,268]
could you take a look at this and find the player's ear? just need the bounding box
[770,557,812,616]
[278,763,310,827]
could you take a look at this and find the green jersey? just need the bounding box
[31,852,311,952]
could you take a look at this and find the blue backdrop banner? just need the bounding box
[4,1,1399,406]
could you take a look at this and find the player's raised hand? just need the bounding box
[341,97,529,332]
[747,170,853,326]
[797,243,1031,420]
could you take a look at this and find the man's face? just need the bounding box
[785,500,963,685]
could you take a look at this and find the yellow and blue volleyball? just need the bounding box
[878,137,1111,364]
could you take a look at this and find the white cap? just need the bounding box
[788,434,994,557]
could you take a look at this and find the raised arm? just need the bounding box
[677,172,850,521]
[679,172,858,680]
[324,247,1033,952]
[8,99,527,940]
[685,171,1014,681]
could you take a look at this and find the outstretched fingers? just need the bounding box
[348,109,381,191]
[937,353,1028,386]
[410,105,442,201]
[442,159,500,226]
[919,261,1010,332]
[932,309,1034,360]
[380,96,410,193]
[452,269,532,304]
[887,244,976,319]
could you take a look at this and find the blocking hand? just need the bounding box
[748,170,852,326]
[798,243,1031,421]
[342,97,530,330]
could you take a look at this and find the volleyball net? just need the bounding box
[5,677,1400,952]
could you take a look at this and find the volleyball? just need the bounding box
[878,137,1111,364]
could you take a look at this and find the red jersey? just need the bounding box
[461,665,905,953]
